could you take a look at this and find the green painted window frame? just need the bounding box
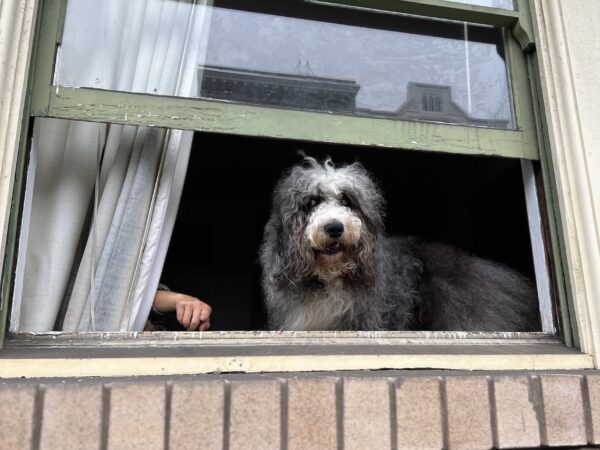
[0,0,578,349]
[30,0,538,159]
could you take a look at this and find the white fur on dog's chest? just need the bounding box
[285,279,354,330]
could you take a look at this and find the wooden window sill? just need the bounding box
[0,331,593,378]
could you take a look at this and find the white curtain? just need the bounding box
[13,0,213,332]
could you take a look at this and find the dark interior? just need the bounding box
[159,131,536,331]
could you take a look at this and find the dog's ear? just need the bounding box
[260,214,285,282]
[341,162,387,229]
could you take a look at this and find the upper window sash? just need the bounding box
[305,0,533,51]
[30,0,537,160]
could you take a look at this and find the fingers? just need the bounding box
[181,303,193,330]
[190,302,212,331]
[196,302,212,331]
[176,301,184,324]
[199,302,212,322]
[176,299,212,331]
[189,304,202,331]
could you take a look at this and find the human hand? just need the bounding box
[175,296,212,331]
[153,290,212,331]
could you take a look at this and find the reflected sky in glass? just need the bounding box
[446,0,514,9]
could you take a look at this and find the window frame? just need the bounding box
[0,0,589,376]
[31,0,537,159]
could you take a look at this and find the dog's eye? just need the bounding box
[340,194,352,208]
[303,196,321,210]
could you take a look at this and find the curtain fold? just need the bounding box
[15,0,213,332]
[16,119,104,331]
[62,127,166,331]
[125,129,193,331]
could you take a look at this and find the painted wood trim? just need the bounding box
[0,0,39,346]
[41,86,538,159]
[527,53,576,347]
[5,330,559,348]
[304,0,519,24]
[507,29,538,150]
[6,332,593,376]
[512,0,535,52]
[29,0,64,116]
[29,0,538,160]
[307,0,535,51]
[521,160,554,334]
[0,353,593,378]
[531,0,600,367]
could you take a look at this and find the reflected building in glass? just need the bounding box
[199,65,360,114]
[56,1,515,130]
[198,65,509,129]
[364,82,510,128]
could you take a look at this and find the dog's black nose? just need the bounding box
[324,221,344,239]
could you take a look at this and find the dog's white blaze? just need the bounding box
[304,199,363,282]
[282,279,354,330]
[304,202,362,249]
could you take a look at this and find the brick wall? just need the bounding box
[0,371,598,449]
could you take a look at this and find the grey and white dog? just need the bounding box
[260,157,540,332]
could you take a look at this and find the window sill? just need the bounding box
[0,332,593,378]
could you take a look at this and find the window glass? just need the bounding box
[445,0,514,9]
[56,0,514,129]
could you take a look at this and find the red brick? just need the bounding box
[288,378,337,450]
[343,377,390,450]
[40,383,103,450]
[540,375,587,446]
[492,376,541,448]
[395,377,443,450]
[229,380,280,450]
[446,377,493,450]
[169,380,225,450]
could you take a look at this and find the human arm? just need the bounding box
[153,290,212,331]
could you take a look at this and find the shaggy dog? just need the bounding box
[260,157,540,331]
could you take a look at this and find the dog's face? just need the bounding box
[302,174,366,280]
[268,158,385,283]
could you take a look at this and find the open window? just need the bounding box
[0,0,590,374]
[162,132,540,332]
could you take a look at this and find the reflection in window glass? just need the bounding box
[445,0,514,9]
[56,0,513,129]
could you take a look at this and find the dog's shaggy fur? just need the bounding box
[260,157,540,331]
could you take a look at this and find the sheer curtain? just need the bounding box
[13,0,213,332]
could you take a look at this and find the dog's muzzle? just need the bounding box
[324,220,344,239]
[319,220,344,255]
[304,201,362,259]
